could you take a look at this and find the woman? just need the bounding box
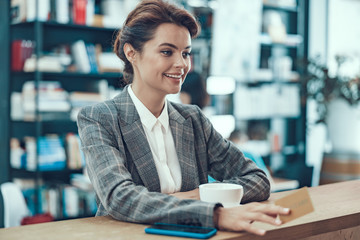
[77,0,289,236]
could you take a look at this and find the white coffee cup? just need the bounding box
[199,183,244,208]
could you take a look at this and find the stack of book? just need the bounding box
[38,135,67,171]
[234,84,300,119]
[69,91,104,120]
[13,179,97,219]
[71,40,99,73]
[10,0,95,25]
[71,40,123,73]
[10,135,67,171]
[66,133,86,170]
[22,81,71,118]
[11,40,35,71]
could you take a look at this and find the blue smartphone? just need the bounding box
[145,222,217,239]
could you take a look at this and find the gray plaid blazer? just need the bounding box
[77,85,270,227]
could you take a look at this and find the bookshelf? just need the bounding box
[1,0,123,223]
[239,0,310,187]
[0,0,214,225]
[207,0,310,187]
[0,0,310,227]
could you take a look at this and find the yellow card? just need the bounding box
[274,187,314,223]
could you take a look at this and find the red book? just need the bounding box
[11,40,24,71]
[73,0,87,25]
[21,213,54,225]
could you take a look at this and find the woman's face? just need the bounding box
[131,23,192,98]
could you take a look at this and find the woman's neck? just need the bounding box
[130,84,165,118]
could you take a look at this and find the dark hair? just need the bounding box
[228,129,243,142]
[113,0,201,84]
[181,71,209,109]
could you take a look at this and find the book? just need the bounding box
[71,40,91,73]
[56,0,70,24]
[22,81,71,114]
[86,0,95,26]
[66,133,86,170]
[63,186,79,217]
[26,0,50,22]
[38,135,66,171]
[10,0,27,23]
[85,43,99,73]
[72,0,87,25]
[11,40,34,71]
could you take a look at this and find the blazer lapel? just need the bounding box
[168,103,199,191]
[114,86,161,192]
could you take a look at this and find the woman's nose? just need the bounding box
[175,54,188,68]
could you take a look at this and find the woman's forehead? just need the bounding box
[150,23,192,49]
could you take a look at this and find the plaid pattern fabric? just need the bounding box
[77,85,270,227]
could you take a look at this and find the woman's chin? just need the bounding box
[167,89,181,95]
[166,85,182,95]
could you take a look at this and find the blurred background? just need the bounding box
[0,0,359,227]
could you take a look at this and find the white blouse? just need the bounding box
[128,86,182,193]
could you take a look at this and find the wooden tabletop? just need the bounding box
[1,180,359,240]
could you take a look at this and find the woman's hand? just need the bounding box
[214,202,290,236]
[169,188,200,200]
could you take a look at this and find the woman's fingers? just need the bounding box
[244,202,290,216]
[245,211,281,226]
[262,205,290,215]
[217,203,291,235]
[238,221,266,236]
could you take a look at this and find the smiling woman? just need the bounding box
[124,23,192,115]
[77,0,289,237]
[113,0,200,85]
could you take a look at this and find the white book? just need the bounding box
[48,188,59,218]
[56,0,69,24]
[71,40,91,73]
[63,186,79,217]
[86,0,95,25]
[26,0,36,21]
[24,137,37,171]
[26,0,50,22]
[38,0,50,21]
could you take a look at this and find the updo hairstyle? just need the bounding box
[113,0,201,84]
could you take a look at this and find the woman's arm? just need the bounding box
[197,107,271,203]
[169,188,200,200]
[77,103,217,227]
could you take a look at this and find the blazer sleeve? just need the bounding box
[196,107,271,203]
[77,103,218,228]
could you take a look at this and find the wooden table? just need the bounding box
[1,180,359,240]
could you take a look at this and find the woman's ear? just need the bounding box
[123,43,136,63]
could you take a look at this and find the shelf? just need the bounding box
[237,80,300,86]
[10,168,38,179]
[260,33,303,48]
[237,115,301,121]
[44,21,117,32]
[263,4,298,13]
[11,168,83,181]
[11,21,119,49]
[11,71,124,90]
[12,116,75,124]
[12,71,122,80]
[11,21,117,33]
[11,118,78,138]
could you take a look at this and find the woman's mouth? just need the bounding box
[164,73,183,79]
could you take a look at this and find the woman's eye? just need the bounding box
[161,50,172,56]
[183,52,191,58]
